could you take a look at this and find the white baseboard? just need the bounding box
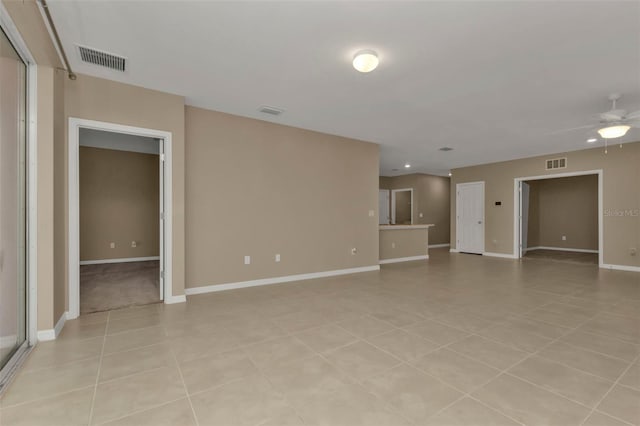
[80,256,160,266]
[449,248,460,253]
[483,252,518,259]
[527,246,598,254]
[37,311,68,342]
[601,264,640,273]
[379,255,429,264]
[428,244,450,249]
[165,295,187,304]
[185,265,380,296]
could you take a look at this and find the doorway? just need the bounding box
[78,129,161,313]
[68,119,174,319]
[516,171,602,266]
[378,189,390,225]
[456,182,485,254]
[391,188,413,225]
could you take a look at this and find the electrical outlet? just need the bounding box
[630,248,637,256]
[391,242,396,249]
[351,248,357,255]
[131,241,137,248]
[368,210,374,217]
[275,254,281,262]
[419,212,423,218]
[244,256,251,265]
[562,235,567,241]
[110,242,115,249]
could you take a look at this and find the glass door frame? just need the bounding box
[0,2,39,385]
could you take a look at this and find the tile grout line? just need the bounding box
[578,351,640,426]
[167,332,200,426]
[87,310,110,426]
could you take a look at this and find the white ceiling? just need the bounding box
[49,1,640,176]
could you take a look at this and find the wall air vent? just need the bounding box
[439,147,454,151]
[258,105,284,116]
[77,45,126,72]
[545,157,567,170]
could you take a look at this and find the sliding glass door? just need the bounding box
[0,27,27,373]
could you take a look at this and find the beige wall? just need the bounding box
[379,228,429,261]
[65,74,186,296]
[80,147,159,261]
[527,175,598,251]
[451,142,640,267]
[379,173,451,245]
[185,106,379,288]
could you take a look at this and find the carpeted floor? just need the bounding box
[80,261,160,314]
[524,249,598,265]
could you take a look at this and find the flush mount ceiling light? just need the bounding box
[597,125,630,139]
[587,138,597,143]
[352,50,379,73]
[404,163,411,168]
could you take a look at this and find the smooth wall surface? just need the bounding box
[79,147,159,261]
[527,175,598,251]
[65,73,186,296]
[379,173,450,245]
[451,142,640,267]
[185,106,379,288]
[379,228,429,261]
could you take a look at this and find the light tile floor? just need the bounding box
[1,249,639,425]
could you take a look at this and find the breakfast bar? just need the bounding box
[379,224,434,264]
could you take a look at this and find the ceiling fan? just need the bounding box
[554,93,640,140]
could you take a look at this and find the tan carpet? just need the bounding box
[524,249,598,265]
[80,261,160,314]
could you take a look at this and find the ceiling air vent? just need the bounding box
[439,147,454,151]
[258,105,284,116]
[545,157,567,170]
[77,45,126,72]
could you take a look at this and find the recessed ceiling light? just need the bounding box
[352,50,379,73]
[448,172,452,177]
[597,125,630,139]
[587,138,597,143]
[404,163,411,168]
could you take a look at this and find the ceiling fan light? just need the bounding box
[597,125,630,139]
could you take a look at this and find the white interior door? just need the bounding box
[456,182,485,254]
[158,139,165,301]
[379,190,390,225]
[520,181,530,257]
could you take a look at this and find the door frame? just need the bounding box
[0,0,38,362]
[456,181,485,254]
[391,188,414,225]
[513,170,603,267]
[68,118,174,319]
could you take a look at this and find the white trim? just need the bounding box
[79,256,160,266]
[391,188,414,225]
[185,265,380,296]
[165,295,186,304]
[379,255,429,264]
[429,243,450,248]
[601,264,640,273]
[449,248,460,253]
[526,246,598,254]
[68,118,178,320]
[379,224,432,230]
[37,311,67,342]
[514,169,603,268]
[0,3,38,348]
[483,252,518,259]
